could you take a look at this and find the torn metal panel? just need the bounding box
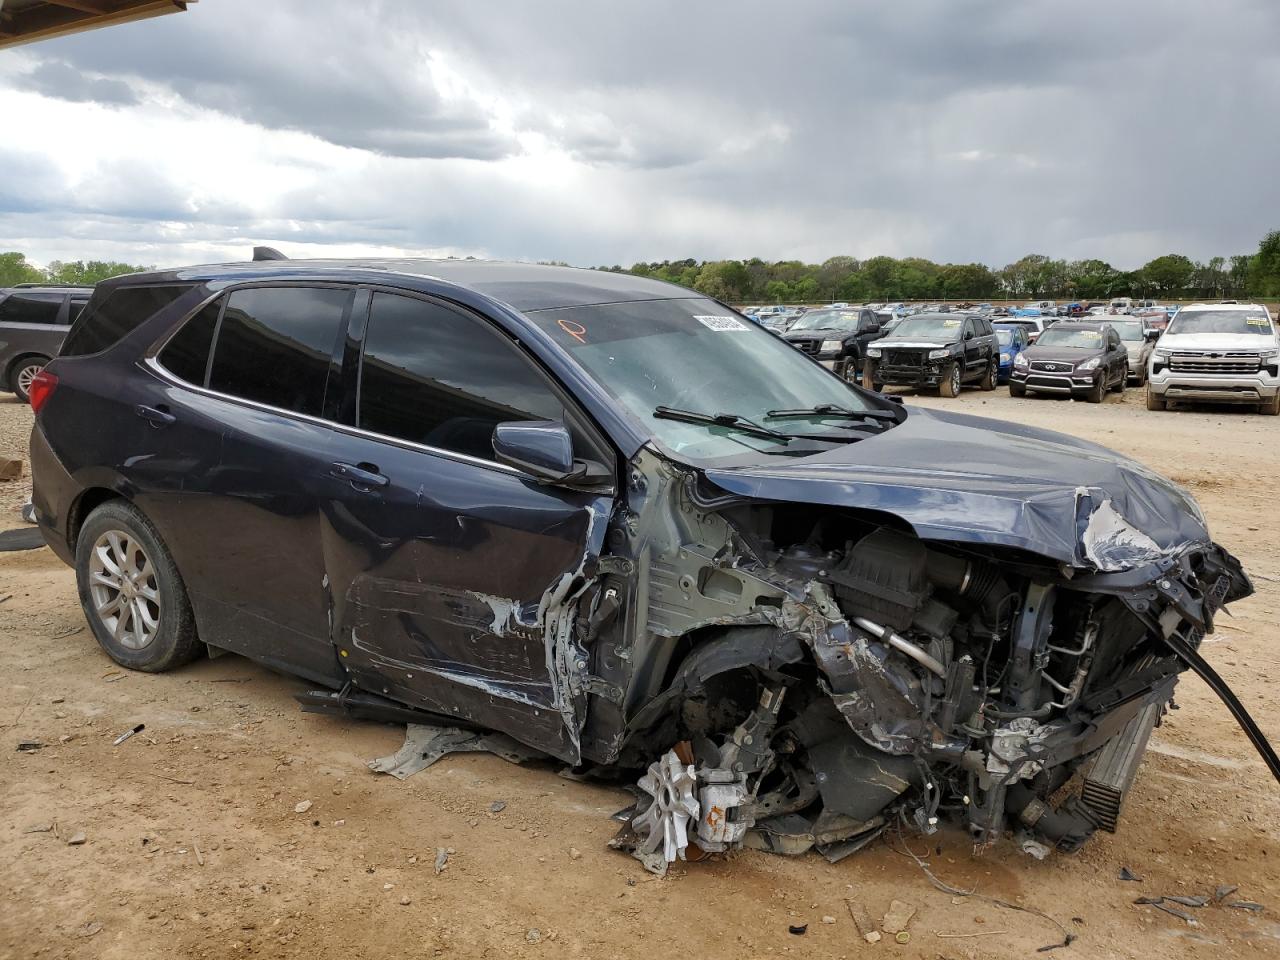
[368,723,540,781]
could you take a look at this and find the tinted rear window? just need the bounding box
[157,298,222,385]
[61,285,191,356]
[0,293,63,325]
[207,286,351,417]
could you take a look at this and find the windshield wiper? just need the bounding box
[653,406,792,442]
[764,404,897,422]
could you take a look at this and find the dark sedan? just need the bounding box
[1008,320,1129,402]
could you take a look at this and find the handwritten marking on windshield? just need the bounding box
[558,318,588,343]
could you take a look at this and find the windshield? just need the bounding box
[889,314,964,340]
[1166,310,1274,337]
[789,308,861,332]
[1107,320,1145,342]
[526,298,883,463]
[1035,327,1105,349]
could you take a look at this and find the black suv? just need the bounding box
[1009,320,1129,402]
[861,312,999,396]
[27,257,1260,871]
[0,283,93,401]
[781,306,884,379]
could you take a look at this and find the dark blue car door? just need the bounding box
[133,283,356,685]
[319,290,613,762]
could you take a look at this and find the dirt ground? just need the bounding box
[1,386,1277,960]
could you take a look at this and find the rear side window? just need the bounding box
[157,298,222,385]
[61,285,191,356]
[207,286,351,417]
[0,293,63,325]
[67,299,88,324]
[358,292,565,462]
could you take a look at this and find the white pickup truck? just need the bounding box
[1147,302,1280,414]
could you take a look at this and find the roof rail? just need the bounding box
[253,246,288,262]
[12,282,94,289]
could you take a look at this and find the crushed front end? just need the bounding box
[600,450,1257,872]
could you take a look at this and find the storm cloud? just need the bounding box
[1,0,1277,270]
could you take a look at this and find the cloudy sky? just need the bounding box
[1,0,1278,271]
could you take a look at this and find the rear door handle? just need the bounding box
[330,461,389,491]
[135,404,175,428]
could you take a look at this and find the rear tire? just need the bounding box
[939,362,961,398]
[10,355,50,404]
[1146,388,1167,411]
[1009,381,1026,397]
[75,501,201,672]
[1111,371,1125,394]
[979,358,997,391]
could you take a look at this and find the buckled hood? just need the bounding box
[701,405,1210,569]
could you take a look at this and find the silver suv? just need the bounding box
[0,284,93,402]
[1146,303,1279,415]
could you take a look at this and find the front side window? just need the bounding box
[358,293,567,463]
[207,286,351,417]
[0,293,63,325]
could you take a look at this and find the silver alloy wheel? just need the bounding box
[16,362,43,397]
[88,530,161,650]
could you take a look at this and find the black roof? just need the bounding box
[5,284,94,293]
[149,258,694,313]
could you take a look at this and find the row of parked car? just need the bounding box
[752,298,1279,415]
[0,283,93,402]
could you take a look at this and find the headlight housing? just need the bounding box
[1153,347,1173,359]
[1013,353,1029,367]
[1259,348,1280,360]
[928,349,951,360]
[821,339,844,353]
[1076,357,1101,371]
[866,347,881,359]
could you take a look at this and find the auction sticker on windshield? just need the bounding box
[695,315,749,331]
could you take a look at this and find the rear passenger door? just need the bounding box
[318,290,614,761]
[139,284,356,684]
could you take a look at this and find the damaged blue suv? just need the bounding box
[29,256,1272,874]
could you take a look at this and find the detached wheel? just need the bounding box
[75,501,200,672]
[10,356,50,404]
[1260,393,1280,416]
[1146,387,1167,411]
[979,358,998,391]
[1009,381,1026,397]
[939,362,962,398]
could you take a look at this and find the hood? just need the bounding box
[871,337,954,349]
[1157,332,1278,350]
[1022,345,1106,364]
[702,405,1209,569]
[784,328,855,340]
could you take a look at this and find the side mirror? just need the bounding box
[493,421,611,487]
[1145,329,1160,341]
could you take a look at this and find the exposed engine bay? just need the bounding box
[580,449,1264,873]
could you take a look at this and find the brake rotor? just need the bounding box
[633,748,700,865]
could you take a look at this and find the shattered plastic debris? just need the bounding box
[1118,866,1142,882]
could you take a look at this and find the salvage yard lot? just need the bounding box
[1,389,1277,960]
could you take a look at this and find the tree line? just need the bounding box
[0,253,149,288]
[6,229,1280,303]
[601,231,1280,303]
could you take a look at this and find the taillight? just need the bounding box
[28,370,58,412]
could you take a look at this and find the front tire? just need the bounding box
[939,362,961,398]
[75,501,201,672]
[10,355,51,403]
[1009,381,1026,397]
[1146,387,1167,411]
[1085,376,1106,404]
[861,363,883,392]
[1260,393,1280,416]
